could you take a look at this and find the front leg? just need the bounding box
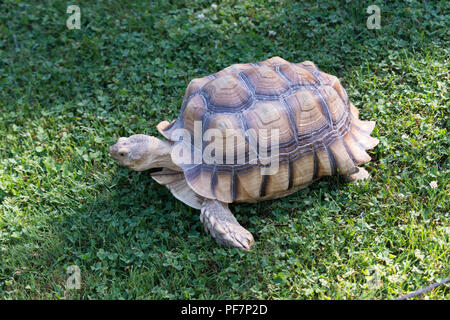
[200,199,254,251]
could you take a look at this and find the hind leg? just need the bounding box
[346,167,370,182]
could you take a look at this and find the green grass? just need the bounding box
[0,0,448,299]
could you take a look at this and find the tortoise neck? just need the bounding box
[152,138,182,172]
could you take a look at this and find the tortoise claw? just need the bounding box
[346,167,370,182]
[200,199,254,251]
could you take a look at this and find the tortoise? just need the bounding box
[109,57,379,251]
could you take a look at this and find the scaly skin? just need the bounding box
[200,199,254,251]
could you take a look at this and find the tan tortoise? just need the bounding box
[109,57,379,251]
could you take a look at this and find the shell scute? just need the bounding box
[329,138,358,175]
[215,63,253,77]
[319,85,346,123]
[252,100,281,125]
[292,152,315,186]
[213,171,233,203]
[245,100,296,151]
[203,113,247,165]
[203,75,251,111]
[264,163,290,195]
[297,61,317,72]
[182,95,208,135]
[343,133,371,165]
[328,75,349,105]
[243,65,289,96]
[285,89,329,137]
[184,76,212,99]
[259,56,289,66]
[279,63,318,86]
[236,168,263,201]
[185,167,214,199]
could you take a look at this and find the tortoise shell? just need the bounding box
[158,57,379,203]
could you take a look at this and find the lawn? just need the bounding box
[0,0,448,299]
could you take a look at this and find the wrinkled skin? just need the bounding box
[109,134,175,171]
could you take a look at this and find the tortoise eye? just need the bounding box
[118,148,128,157]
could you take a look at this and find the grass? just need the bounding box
[0,0,448,299]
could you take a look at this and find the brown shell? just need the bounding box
[160,57,379,203]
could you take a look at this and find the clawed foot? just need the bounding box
[346,167,370,182]
[200,199,254,251]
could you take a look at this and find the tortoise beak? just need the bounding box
[109,144,119,158]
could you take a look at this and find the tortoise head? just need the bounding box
[109,134,169,171]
